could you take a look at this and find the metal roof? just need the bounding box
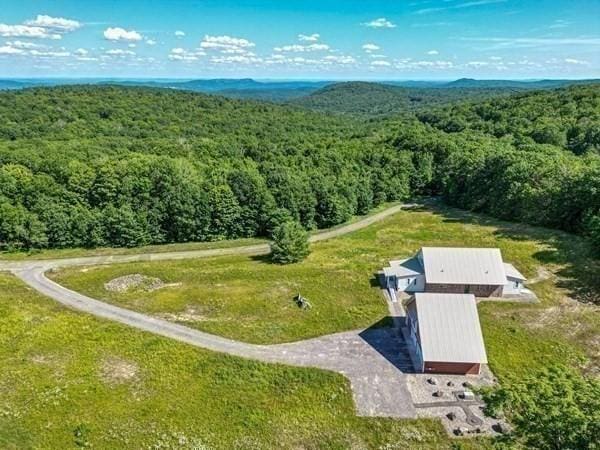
[421,247,507,285]
[503,263,526,281]
[413,293,488,364]
[383,257,424,278]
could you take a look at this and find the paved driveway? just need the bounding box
[3,204,418,418]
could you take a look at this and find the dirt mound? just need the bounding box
[104,274,165,293]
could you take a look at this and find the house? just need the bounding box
[382,247,527,298]
[405,293,488,375]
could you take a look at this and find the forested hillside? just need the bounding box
[289,81,518,117]
[417,84,600,154]
[1,84,599,253]
[382,84,600,251]
[0,86,412,250]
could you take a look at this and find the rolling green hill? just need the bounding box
[288,81,517,116]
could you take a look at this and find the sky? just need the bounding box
[1,0,599,79]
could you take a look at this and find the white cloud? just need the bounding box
[6,40,43,49]
[549,19,571,29]
[461,36,600,48]
[146,38,157,45]
[362,18,396,28]
[323,55,356,64]
[298,33,319,42]
[25,15,81,32]
[105,48,136,56]
[489,56,503,60]
[394,59,454,70]
[75,48,88,55]
[175,30,185,37]
[30,49,71,57]
[564,58,589,65]
[0,45,25,55]
[414,0,507,15]
[168,47,205,61]
[370,54,388,59]
[211,54,262,64]
[103,27,142,41]
[200,35,255,51]
[362,43,380,52]
[274,43,330,52]
[427,49,439,55]
[0,24,61,39]
[371,60,391,66]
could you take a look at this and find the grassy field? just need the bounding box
[50,206,600,378]
[0,272,478,449]
[3,205,599,448]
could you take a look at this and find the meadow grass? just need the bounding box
[50,205,600,378]
[0,272,472,449]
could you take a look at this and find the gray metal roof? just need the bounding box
[413,293,488,364]
[503,263,526,281]
[421,247,507,285]
[383,257,424,278]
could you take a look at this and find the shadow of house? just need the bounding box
[358,318,417,374]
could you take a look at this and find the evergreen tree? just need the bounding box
[270,220,310,264]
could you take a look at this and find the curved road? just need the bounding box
[1,203,417,418]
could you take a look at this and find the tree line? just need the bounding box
[0,84,599,254]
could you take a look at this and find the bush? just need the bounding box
[270,221,310,264]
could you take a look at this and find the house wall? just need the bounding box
[396,275,425,292]
[406,301,424,371]
[424,361,481,375]
[425,283,503,297]
[503,277,523,295]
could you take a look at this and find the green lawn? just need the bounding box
[50,206,600,375]
[3,205,599,448]
[0,272,470,449]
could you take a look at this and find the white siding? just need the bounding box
[503,277,523,294]
[396,275,425,292]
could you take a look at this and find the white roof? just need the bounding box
[412,293,488,364]
[383,257,424,278]
[503,262,526,281]
[421,247,507,285]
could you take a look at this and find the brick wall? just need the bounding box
[425,283,503,297]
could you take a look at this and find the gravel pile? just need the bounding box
[104,274,165,293]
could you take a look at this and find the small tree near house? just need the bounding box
[270,220,310,264]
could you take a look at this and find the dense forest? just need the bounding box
[0,86,410,249]
[289,81,518,117]
[0,83,599,253]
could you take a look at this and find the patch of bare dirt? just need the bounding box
[104,274,179,293]
[100,357,139,384]
[528,266,554,284]
[157,306,215,323]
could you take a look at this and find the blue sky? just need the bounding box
[1,0,599,79]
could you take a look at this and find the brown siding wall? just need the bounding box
[425,283,503,297]
[424,361,481,375]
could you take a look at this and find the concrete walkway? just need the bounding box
[2,203,418,418]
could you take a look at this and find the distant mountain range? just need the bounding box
[1,77,598,106]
